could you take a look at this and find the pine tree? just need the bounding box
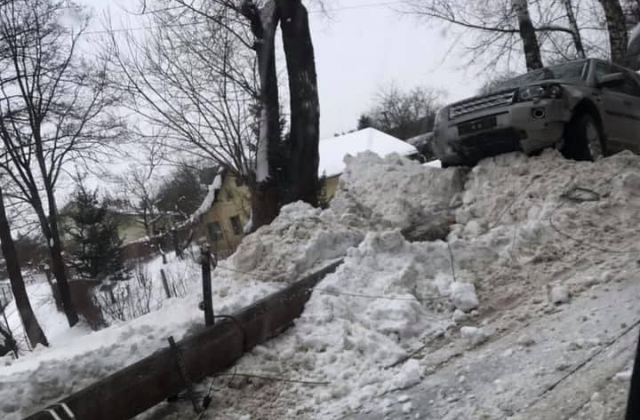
[68,186,124,280]
[357,114,373,130]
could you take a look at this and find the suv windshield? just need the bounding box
[496,60,588,90]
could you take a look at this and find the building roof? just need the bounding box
[318,128,418,178]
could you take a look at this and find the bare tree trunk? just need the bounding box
[513,0,544,70]
[277,0,320,207]
[242,0,282,229]
[562,0,586,58]
[599,0,629,65]
[0,186,48,348]
[44,186,79,327]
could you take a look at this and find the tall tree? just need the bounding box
[239,0,283,227]
[513,0,544,70]
[277,0,321,206]
[598,0,629,64]
[0,0,123,326]
[0,185,48,348]
[402,0,607,71]
[561,0,587,58]
[155,164,206,217]
[109,0,321,230]
[361,84,444,140]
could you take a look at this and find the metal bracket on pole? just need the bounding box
[42,402,75,420]
[45,410,62,420]
[168,336,202,414]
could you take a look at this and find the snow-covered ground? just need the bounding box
[3,149,640,420]
[0,249,282,419]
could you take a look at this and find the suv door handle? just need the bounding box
[624,100,633,106]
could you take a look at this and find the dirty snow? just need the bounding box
[331,151,464,230]
[167,149,640,420]
[5,149,640,420]
[229,202,364,282]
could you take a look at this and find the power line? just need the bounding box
[81,1,403,36]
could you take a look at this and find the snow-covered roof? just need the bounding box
[318,128,418,178]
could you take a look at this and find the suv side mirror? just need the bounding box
[598,72,626,88]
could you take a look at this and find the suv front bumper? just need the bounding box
[435,99,570,165]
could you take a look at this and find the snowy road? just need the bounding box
[351,270,639,420]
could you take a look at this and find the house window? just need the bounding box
[235,177,245,187]
[207,221,222,241]
[230,216,243,236]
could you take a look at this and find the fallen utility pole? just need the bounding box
[22,260,342,420]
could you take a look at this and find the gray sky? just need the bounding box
[79,0,482,139]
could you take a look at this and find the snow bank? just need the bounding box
[451,150,640,259]
[229,202,365,282]
[209,149,640,418]
[0,250,280,420]
[331,152,465,230]
[227,230,500,418]
[2,277,90,351]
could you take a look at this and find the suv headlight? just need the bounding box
[515,84,563,102]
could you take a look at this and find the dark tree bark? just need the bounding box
[241,0,282,228]
[277,0,320,207]
[44,185,78,327]
[513,0,544,70]
[0,186,48,348]
[599,0,629,65]
[562,0,586,58]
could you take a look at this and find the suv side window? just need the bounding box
[595,62,640,97]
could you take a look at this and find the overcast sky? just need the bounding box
[79,0,482,139]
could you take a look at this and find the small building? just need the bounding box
[195,170,251,255]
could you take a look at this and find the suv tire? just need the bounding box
[562,113,606,161]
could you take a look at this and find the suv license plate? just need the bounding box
[458,116,497,135]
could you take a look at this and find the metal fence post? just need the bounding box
[200,243,214,327]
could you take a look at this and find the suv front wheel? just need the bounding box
[562,113,606,161]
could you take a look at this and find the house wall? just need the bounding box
[198,174,342,255]
[324,176,340,201]
[199,174,252,254]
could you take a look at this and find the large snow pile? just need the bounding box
[330,152,465,230]
[451,150,640,258]
[229,202,365,282]
[192,150,640,419]
[208,230,496,419]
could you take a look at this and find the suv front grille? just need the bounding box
[449,90,516,119]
